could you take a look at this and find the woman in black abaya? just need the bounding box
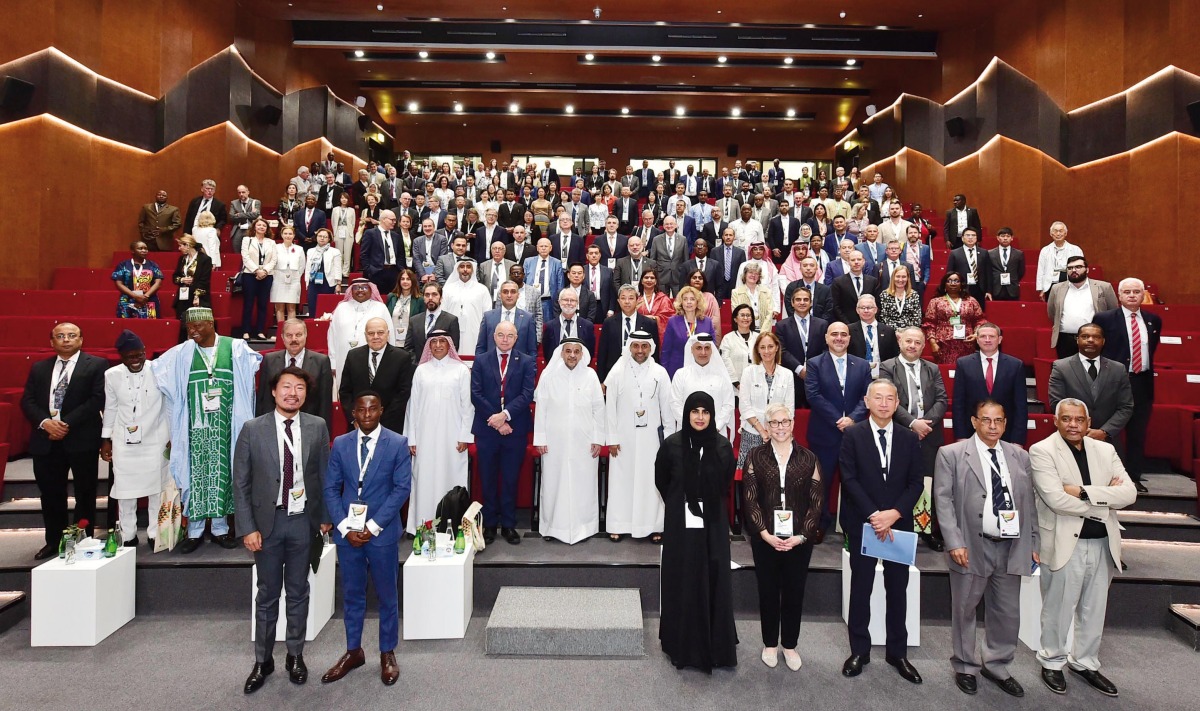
[655,391,738,673]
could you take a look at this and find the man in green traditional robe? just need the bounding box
[153,307,261,553]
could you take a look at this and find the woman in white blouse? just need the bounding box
[240,218,277,340]
[191,210,222,269]
[736,331,795,468]
[304,227,342,318]
[587,193,609,235]
[271,225,305,326]
[731,263,777,333]
[330,192,357,278]
[720,304,760,388]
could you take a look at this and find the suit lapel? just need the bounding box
[964,441,987,489]
[1051,435,1083,485]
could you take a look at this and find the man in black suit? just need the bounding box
[678,238,721,295]
[503,225,535,265]
[612,234,657,290]
[20,323,107,559]
[593,216,629,270]
[847,295,899,376]
[613,187,640,234]
[775,288,829,407]
[766,200,803,266]
[1094,278,1160,492]
[553,263,601,324]
[782,254,835,320]
[315,173,345,219]
[839,378,926,684]
[338,317,415,435]
[596,285,661,382]
[711,225,746,300]
[987,227,1025,301]
[543,289,596,361]
[637,160,655,200]
[628,210,660,251]
[496,189,524,234]
[404,281,461,354]
[582,244,617,322]
[831,252,880,324]
[256,319,334,434]
[538,161,559,190]
[945,228,991,306]
[359,210,407,295]
[184,179,227,234]
[943,193,982,250]
[548,214,586,267]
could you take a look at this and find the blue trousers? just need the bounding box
[475,432,526,528]
[241,273,273,335]
[337,541,399,653]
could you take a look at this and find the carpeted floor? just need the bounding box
[0,612,1195,710]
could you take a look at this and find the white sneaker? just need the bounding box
[761,647,779,668]
[783,648,802,671]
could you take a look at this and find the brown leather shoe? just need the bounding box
[381,651,399,686]
[320,648,365,683]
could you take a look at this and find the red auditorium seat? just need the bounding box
[1033,358,1055,405]
[468,441,537,509]
[1000,327,1038,366]
[0,317,229,359]
[274,318,329,351]
[1157,305,1200,332]
[0,290,232,321]
[315,293,342,317]
[1145,405,1198,472]
[1156,332,1200,366]
[1152,370,1200,406]
[1026,414,1058,446]
[985,300,1040,328]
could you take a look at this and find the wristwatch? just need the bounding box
[1078,488,1089,502]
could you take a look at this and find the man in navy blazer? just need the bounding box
[542,289,595,362]
[321,391,411,686]
[471,322,536,545]
[776,288,829,406]
[593,217,629,268]
[805,321,871,519]
[359,211,408,295]
[545,214,586,267]
[710,227,747,300]
[839,379,926,682]
[523,239,565,326]
[951,323,1028,444]
[293,194,328,249]
[476,282,539,358]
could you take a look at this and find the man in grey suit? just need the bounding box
[1046,256,1117,358]
[1047,324,1133,449]
[256,319,334,434]
[234,366,331,694]
[478,241,515,306]
[433,234,475,287]
[934,399,1039,698]
[647,215,688,296]
[229,185,263,248]
[881,326,948,551]
[404,282,460,354]
[412,217,449,284]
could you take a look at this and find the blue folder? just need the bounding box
[860,523,918,567]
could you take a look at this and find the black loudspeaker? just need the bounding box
[255,105,282,125]
[357,114,371,131]
[946,116,966,138]
[0,76,35,110]
[726,143,738,157]
[490,139,502,153]
[1187,101,1200,134]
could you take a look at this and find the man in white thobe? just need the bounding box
[403,329,473,534]
[604,330,675,540]
[100,330,170,548]
[442,258,493,356]
[670,333,736,441]
[327,278,392,393]
[534,339,605,544]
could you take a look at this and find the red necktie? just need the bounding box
[499,352,509,402]
[1130,313,1143,373]
[985,357,995,394]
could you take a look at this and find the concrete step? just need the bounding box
[1,458,110,503]
[1168,604,1200,652]
[0,590,27,634]
[1116,510,1200,542]
[485,587,644,657]
[0,497,111,530]
[1126,473,1198,516]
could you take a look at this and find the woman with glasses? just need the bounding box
[735,332,795,468]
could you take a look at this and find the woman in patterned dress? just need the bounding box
[112,241,163,318]
[922,271,985,365]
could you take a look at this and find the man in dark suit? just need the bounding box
[234,366,331,693]
[553,263,600,323]
[256,319,334,434]
[140,189,183,251]
[711,226,746,300]
[637,161,655,200]
[782,254,835,320]
[320,392,410,687]
[548,214,586,267]
[766,200,803,265]
[952,323,1028,445]
[1048,324,1134,449]
[496,190,524,233]
[628,211,661,252]
[1094,279,1159,492]
[184,179,227,234]
[21,322,107,559]
[315,174,346,220]
[698,205,730,253]
[874,239,917,293]
[943,193,983,250]
[678,238,721,295]
[593,217,629,269]
[987,227,1025,301]
[294,194,328,250]
[503,225,535,265]
[582,244,617,322]
[839,378,926,684]
[945,228,992,306]
[538,161,559,190]
[359,210,406,295]
[543,289,596,362]
[471,321,536,545]
[338,318,415,436]
[613,188,640,234]
[847,295,899,375]
[405,282,460,355]
[830,252,880,324]
[804,322,870,518]
[775,288,829,407]
[476,282,539,358]
[597,285,661,382]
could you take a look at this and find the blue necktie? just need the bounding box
[361,434,371,467]
[866,324,874,362]
[990,449,1012,516]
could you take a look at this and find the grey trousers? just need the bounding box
[1037,537,1116,671]
[949,537,1022,677]
[253,509,311,662]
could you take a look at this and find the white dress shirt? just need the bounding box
[273,410,304,506]
[973,434,1013,538]
[46,351,81,417]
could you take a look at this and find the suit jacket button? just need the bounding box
[978,513,983,518]
[1074,533,1079,537]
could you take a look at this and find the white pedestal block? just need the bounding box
[1019,567,1074,651]
[402,546,474,640]
[31,548,136,647]
[840,548,921,646]
[250,543,337,642]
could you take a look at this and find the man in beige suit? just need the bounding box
[1029,398,1137,698]
[139,189,182,251]
[1046,256,1117,359]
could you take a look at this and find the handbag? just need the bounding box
[461,501,486,552]
[154,477,183,553]
[227,272,244,294]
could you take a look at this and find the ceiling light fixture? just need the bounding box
[565,104,575,114]
[731,107,741,117]
[584,53,595,61]
[430,17,441,21]
[485,52,496,60]
[418,51,429,58]
[509,103,519,113]
[407,101,419,111]
[783,57,793,65]
[876,25,887,30]
[651,55,661,62]
[354,50,365,58]
[717,56,727,63]
[846,59,857,66]
[786,108,796,117]
[453,103,463,112]
[376,4,383,9]
[675,106,686,116]
[621,107,629,114]
[839,11,846,18]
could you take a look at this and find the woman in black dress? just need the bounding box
[170,235,213,342]
[655,390,738,673]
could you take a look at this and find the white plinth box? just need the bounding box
[403,546,474,640]
[250,543,337,642]
[31,548,136,647]
[1019,567,1074,650]
[840,548,921,646]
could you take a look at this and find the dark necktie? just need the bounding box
[564,319,573,337]
[289,356,297,368]
[989,448,1012,515]
[623,316,632,345]
[52,359,70,411]
[866,324,874,362]
[854,275,862,294]
[281,418,295,504]
[370,351,379,384]
[877,428,888,478]
[1087,358,1098,380]
[361,434,370,468]
[427,312,436,331]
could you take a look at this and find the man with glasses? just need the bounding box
[1046,256,1117,359]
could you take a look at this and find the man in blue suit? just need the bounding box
[775,287,829,407]
[471,321,536,545]
[804,321,870,525]
[320,391,411,687]
[838,378,926,684]
[476,281,538,358]
[523,237,564,327]
[293,194,328,249]
[951,323,1028,445]
[359,210,407,296]
[542,289,595,362]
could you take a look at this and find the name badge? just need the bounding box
[124,425,142,445]
[287,486,307,516]
[346,501,369,531]
[202,390,221,413]
[607,258,617,270]
[998,510,1021,538]
[952,324,967,339]
[635,409,648,428]
[314,274,324,285]
[684,501,705,529]
[773,509,793,538]
[999,273,1012,286]
[178,286,190,300]
[966,273,977,285]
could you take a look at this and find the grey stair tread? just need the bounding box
[1139,473,1198,500]
[1170,604,1200,628]
[0,496,110,512]
[0,591,26,609]
[1117,511,1200,527]
[485,587,644,656]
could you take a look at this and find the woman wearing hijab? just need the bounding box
[655,390,738,673]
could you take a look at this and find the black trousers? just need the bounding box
[846,529,911,657]
[33,445,99,545]
[749,534,814,648]
[1055,334,1079,359]
[1125,371,1154,479]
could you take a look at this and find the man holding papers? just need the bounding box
[838,379,925,684]
[934,400,1039,697]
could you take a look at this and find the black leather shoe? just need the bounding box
[483,527,496,545]
[886,656,922,684]
[244,659,274,694]
[285,654,307,684]
[178,537,203,554]
[1069,666,1118,697]
[920,533,944,552]
[215,533,240,549]
[33,544,57,561]
[841,654,869,677]
[147,538,158,551]
[1041,667,1067,694]
[955,673,977,694]
[1133,480,1148,494]
[981,668,1024,697]
[501,527,520,545]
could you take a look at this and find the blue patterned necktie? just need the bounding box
[52,360,69,411]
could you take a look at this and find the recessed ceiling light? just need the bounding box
[839,11,846,18]
[783,57,793,65]
[407,101,419,111]
[485,52,496,60]
[505,17,515,22]
[876,25,887,30]
[354,50,365,58]
[376,3,383,9]
[651,55,661,62]
[716,9,721,13]
[418,51,429,58]
[584,53,594,61]
[731,107,741,117]
[918,14,923,18]
[655,21,666,25]
[565,104,575,114]
[453,103,463,112]
[846,59,857,66]
[786,108,796,117]
[675,106,686,116]
[430,17,441,21]
[621,107,630,114]
[803,23,815,28]
[717,56,727,63]
[509,103,519,113]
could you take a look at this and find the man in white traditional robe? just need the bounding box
[100,330,170,548]
[441,258,492,356]
[670,333,736,441]
[403,329,474,534]
[603,330,675,541]
[736,237,783,314]
[328,278,392,393]
[534,339,605,544]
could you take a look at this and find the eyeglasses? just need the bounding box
[766,420,792,428]
[53,334,80,341]
[975,417,1006,426]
